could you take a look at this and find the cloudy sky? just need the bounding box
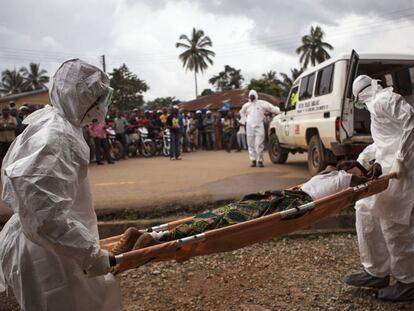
[1,0,414,101]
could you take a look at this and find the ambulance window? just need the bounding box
[299,73,315,100]
[315,64,334,96]
[396,67,414,96]
[287,86,299,111]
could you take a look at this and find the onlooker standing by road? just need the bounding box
[227,113,241,152]
[114,112,128,159]
[222,114,232,151]
[188,114,198,151]
[167,106,183,160]
[181,110,190,152]
[204,110,215,150]
[151,111,162,137]
[196,110,204,149]
[237,116,248,150]
[214,112,223,150]
[89,119,114,165]
[0,104,17,164]
[160,107,169,128]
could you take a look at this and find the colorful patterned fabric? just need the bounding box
[159,190,312,242]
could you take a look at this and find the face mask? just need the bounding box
[353,96,366,110]
[249,95,256,102]
[81,87,113,126]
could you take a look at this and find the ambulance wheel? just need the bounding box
[308,135,328,176]
[269,133,288,164]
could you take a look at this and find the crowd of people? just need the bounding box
[82,105,254,163]
[0,97,277,168]
[0,103,40,165]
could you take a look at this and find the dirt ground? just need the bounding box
[2,234,414,310]
[120,234,413,311]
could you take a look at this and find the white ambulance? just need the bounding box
[268,50,414,175]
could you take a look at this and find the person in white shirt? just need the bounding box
[239,89,280,167]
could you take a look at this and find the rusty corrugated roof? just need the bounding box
[179,89,284,111]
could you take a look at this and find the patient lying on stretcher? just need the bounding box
[111,161,381,255]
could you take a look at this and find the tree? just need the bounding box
[296,25,333,69]
[0,69,28,95]
[20,63,49,90]
[209,65,244,91]
[201,88,214,96]
[248,79,282,98]
[109,64,149,110]
[176,27,215,98]
[262,70,277,82]
[145,97,180,111]
[279,68,303,98]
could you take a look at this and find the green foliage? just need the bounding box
[296,25,333,69]
[20,63,49,91]
[0,69,27,95]
[0,63,49,96]
[209,65,244,91]
[145,96,181,111]
[176,27,215,96]
[109,64,149,110]
[248,70,283,97]
[201,88,214,96]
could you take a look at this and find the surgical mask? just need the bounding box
[80,87,113,126]
[249,95,256,102]
[353,97,367,110]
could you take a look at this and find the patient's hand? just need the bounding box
[367,163,382,179]
[350,175,369,187]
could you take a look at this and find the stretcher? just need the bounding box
[100,174,395,273]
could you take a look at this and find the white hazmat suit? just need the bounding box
[0,59,122,310]
[240,90,280,165]
[347,75,414,300]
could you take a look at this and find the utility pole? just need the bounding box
[101,55,106,73]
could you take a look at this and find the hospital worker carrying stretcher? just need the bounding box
[0,59,122,310]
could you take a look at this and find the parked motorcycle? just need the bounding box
[153,130,164,156]
[106,127,124,161]
[127,126,156,157]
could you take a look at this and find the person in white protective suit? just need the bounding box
[0,59,122,310]
[343,75,414,301]
[239,90,280,167]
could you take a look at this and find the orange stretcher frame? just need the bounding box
[100,174,395,273]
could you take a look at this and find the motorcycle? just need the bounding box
[152,129,164,156]
[127,125,156,157]
[106,127,124,161]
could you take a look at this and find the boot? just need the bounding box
[250,160,257,167]
[133,232,160,249]
[258,161,264,167]
[343,270,389,289]
[111,228,142,255]
[378,281,414,301]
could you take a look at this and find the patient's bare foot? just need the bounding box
[111,228,142,255]
[133,233,160,249]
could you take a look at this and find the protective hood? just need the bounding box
[352,75,383,104]
[249,89,258,102]
[49,59,110,127]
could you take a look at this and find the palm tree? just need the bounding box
[176,28,215,97]
[0,69,27,95]
[20,63,49,90]
[262,70,277,82]
[296,26,333,69]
